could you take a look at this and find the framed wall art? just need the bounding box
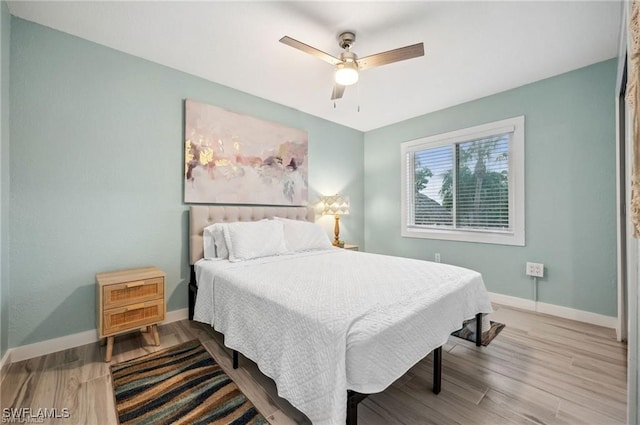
[184,99,308,205]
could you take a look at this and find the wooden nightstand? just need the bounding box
[96,266,165,362]
[343,244,359,251]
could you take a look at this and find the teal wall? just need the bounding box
[364,59,618,317]
[0,0,10,358]
[8,18,364,348]
[5,13,618,350]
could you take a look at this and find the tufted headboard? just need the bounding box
[189,205,315,265]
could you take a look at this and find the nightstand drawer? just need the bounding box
[102,298,165,336]
[103,277,164,309]
[97,266,165,361]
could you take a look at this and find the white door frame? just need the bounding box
[616,4,638,424]
[616,76,628,343]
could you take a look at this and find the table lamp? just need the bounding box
[321,194,350,247]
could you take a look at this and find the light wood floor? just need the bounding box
[0,304,627,425]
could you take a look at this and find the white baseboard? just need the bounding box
[489,292,617,329]
[490,292,536,311]
[535,302,618,329]
[11,328,99,363]
[8,308,189,363]
[164,308,189,323]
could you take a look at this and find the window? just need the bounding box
[401,116,525,246]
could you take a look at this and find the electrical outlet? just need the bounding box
[435,253,441,263]
[526,262,544,278]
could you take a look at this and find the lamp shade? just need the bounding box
[321,195,350,215]
[334,61,359,86]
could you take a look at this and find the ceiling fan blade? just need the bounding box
[279,36,342,66]
[357,43,424,71]
[331,84,345,100]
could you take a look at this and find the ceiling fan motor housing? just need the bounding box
[340,50,358,64]
[336,40,359,87]
[338,32,356,50]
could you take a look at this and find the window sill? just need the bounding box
[402,227,524,246]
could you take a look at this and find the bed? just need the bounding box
[188,205,492,425]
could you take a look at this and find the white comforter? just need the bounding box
[193,249,492,425]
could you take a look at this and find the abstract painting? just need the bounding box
[184,100,308,205]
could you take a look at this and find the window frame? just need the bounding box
[400,116,525,246]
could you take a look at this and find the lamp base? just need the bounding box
[333,240,345,248]
[333,215,342,247]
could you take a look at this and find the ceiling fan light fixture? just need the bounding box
[335,61,359,86]
[280,32,424,100]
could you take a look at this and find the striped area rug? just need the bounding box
[110,340,268,425]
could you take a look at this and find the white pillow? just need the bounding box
[203,225,217,260]
[223,220,288,262]
[203,223,229,260]
[274,217,333,252]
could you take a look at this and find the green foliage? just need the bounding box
[414,166,433,193]
[439,139,508,229]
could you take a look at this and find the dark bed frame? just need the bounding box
[188,265,483,425]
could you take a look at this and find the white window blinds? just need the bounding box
[401,116,524,246]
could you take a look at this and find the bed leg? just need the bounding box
[188,266,197,320]
[232,350,239,369]
[475,312,482,347]
[433,346,442,394]
[346,391,358,425]
[346,391,367,425]
[188,287,195,320]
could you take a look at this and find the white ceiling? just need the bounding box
[7,1,623,132]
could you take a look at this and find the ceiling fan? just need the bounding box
[279,32,424,100]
